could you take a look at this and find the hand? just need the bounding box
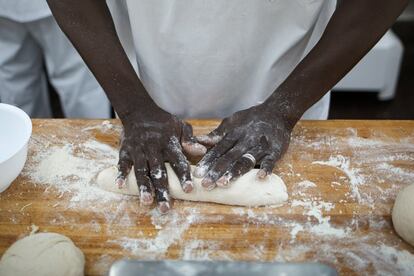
[194,103,296,190]
[116,107,206,214]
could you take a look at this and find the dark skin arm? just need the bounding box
[46,0,206,214]
[194,0,408,189]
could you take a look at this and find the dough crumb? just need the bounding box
[30,224,39,235]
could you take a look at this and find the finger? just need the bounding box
[196,122,227,147]
[116,141,133,189]
[217,147,266,187]
[146,148,170,214]
[181,122,207,156]
[166,137,193,193]
[257,149,281,180]
[202,143,247,189]
[131,147,152,204]
[132,150,153,206]
[194,134,238,179]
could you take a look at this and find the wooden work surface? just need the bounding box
[1,119,414,275]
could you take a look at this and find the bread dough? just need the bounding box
[392,184,414,247]
[0,233,85,276]
[97,164,288,206]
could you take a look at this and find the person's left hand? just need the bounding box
[193,103,297,190]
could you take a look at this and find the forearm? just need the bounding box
[46,0,157,119]
[266,0,408,123]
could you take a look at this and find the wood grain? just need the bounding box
[0,119,413,275]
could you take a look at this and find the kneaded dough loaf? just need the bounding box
[392,184,414,247]
[96,164,288,207]
[0,232,85,276]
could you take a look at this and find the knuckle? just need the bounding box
[156,188,169,201]
[168,136,181,149]
[202,150,217,162]
[150,167,167,180]
[239,158,251,167]
[134,166,148,175]
[234,143,248,154]
[119,149,130,159]
[259,136,270,149]
[216,160,231,171]
[171,161,188,172]
[118,157,130,166]
[216,141,231,151]
[225,131,238,141]
[118,163,131,173]
[237,164,250,175]
[139,183,151,193]
[265,159,276,168]
[207,169,220,180]
[136,174,152,187]
[217,155,232,167]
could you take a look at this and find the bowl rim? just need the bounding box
[0,103,32,164]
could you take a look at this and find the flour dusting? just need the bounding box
[313,155,364,203]
[7,121,413,276]
[297,180,317,189]
[112,209,199,258]
[291,200,347,237]
[26,140,126,211]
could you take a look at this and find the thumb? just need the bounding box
[196,122,226,147]
[181,122,207,156]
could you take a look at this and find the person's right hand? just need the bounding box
[116,106,206,214]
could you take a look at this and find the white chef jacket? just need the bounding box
[0,1,111,118]
[0,0,50,22]
[109,0,336,119]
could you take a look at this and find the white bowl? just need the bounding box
[0,104,32,192]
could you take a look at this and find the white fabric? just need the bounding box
[0,0,51,22]
[108,0,336,119]
[0,16,111,118]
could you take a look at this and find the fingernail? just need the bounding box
[182,180,194,193]
[116,177,126,189]
[196,135,210,143]
[201,177,216,190]
[216,173,231,188]
[256,169,268,180]
[193,166,208,178]
[191,143,207,155]
[197,135,221,144]
[140,191,153,205]
[158,201,170,214]
[182,142,207,156]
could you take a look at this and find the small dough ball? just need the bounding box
[392,184,414,247]
[0,233,85,276]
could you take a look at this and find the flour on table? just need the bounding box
[27,141,123,210]
[297,180,317,189]
[17,122,414,275]
[97,164,288,207]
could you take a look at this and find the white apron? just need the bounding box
[108,0,336,119]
